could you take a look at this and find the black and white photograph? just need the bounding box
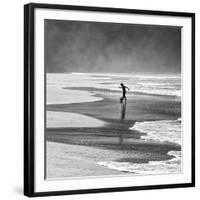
[0,0,199,199]
[45,20,182,178]
[24,3,195,197]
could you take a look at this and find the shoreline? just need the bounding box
[46,140,179,179]
[46,86,181,178]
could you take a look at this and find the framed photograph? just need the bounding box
[24,3,195,197]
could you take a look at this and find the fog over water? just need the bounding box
[45,20,181,73]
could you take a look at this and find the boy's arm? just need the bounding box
[125,86,130,90]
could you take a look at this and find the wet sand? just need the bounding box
[46,88,181,179]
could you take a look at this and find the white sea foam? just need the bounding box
[98,151,181,175]
[129,119,181,145]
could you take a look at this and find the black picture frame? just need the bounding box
[24,3,195,197]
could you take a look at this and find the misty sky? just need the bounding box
[45,19,181,73]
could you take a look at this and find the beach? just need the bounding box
[46,73,182,179]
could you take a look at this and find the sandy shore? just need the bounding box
[46,87,181,179]
[47,111,107,128]
[47,141,128,178]
[47,139,180,179]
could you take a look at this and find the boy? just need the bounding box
[119,83,129,103]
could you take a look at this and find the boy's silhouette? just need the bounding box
[119,83,129,103]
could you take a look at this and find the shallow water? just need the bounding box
[98,150,181,175]
[99,119,182,175]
